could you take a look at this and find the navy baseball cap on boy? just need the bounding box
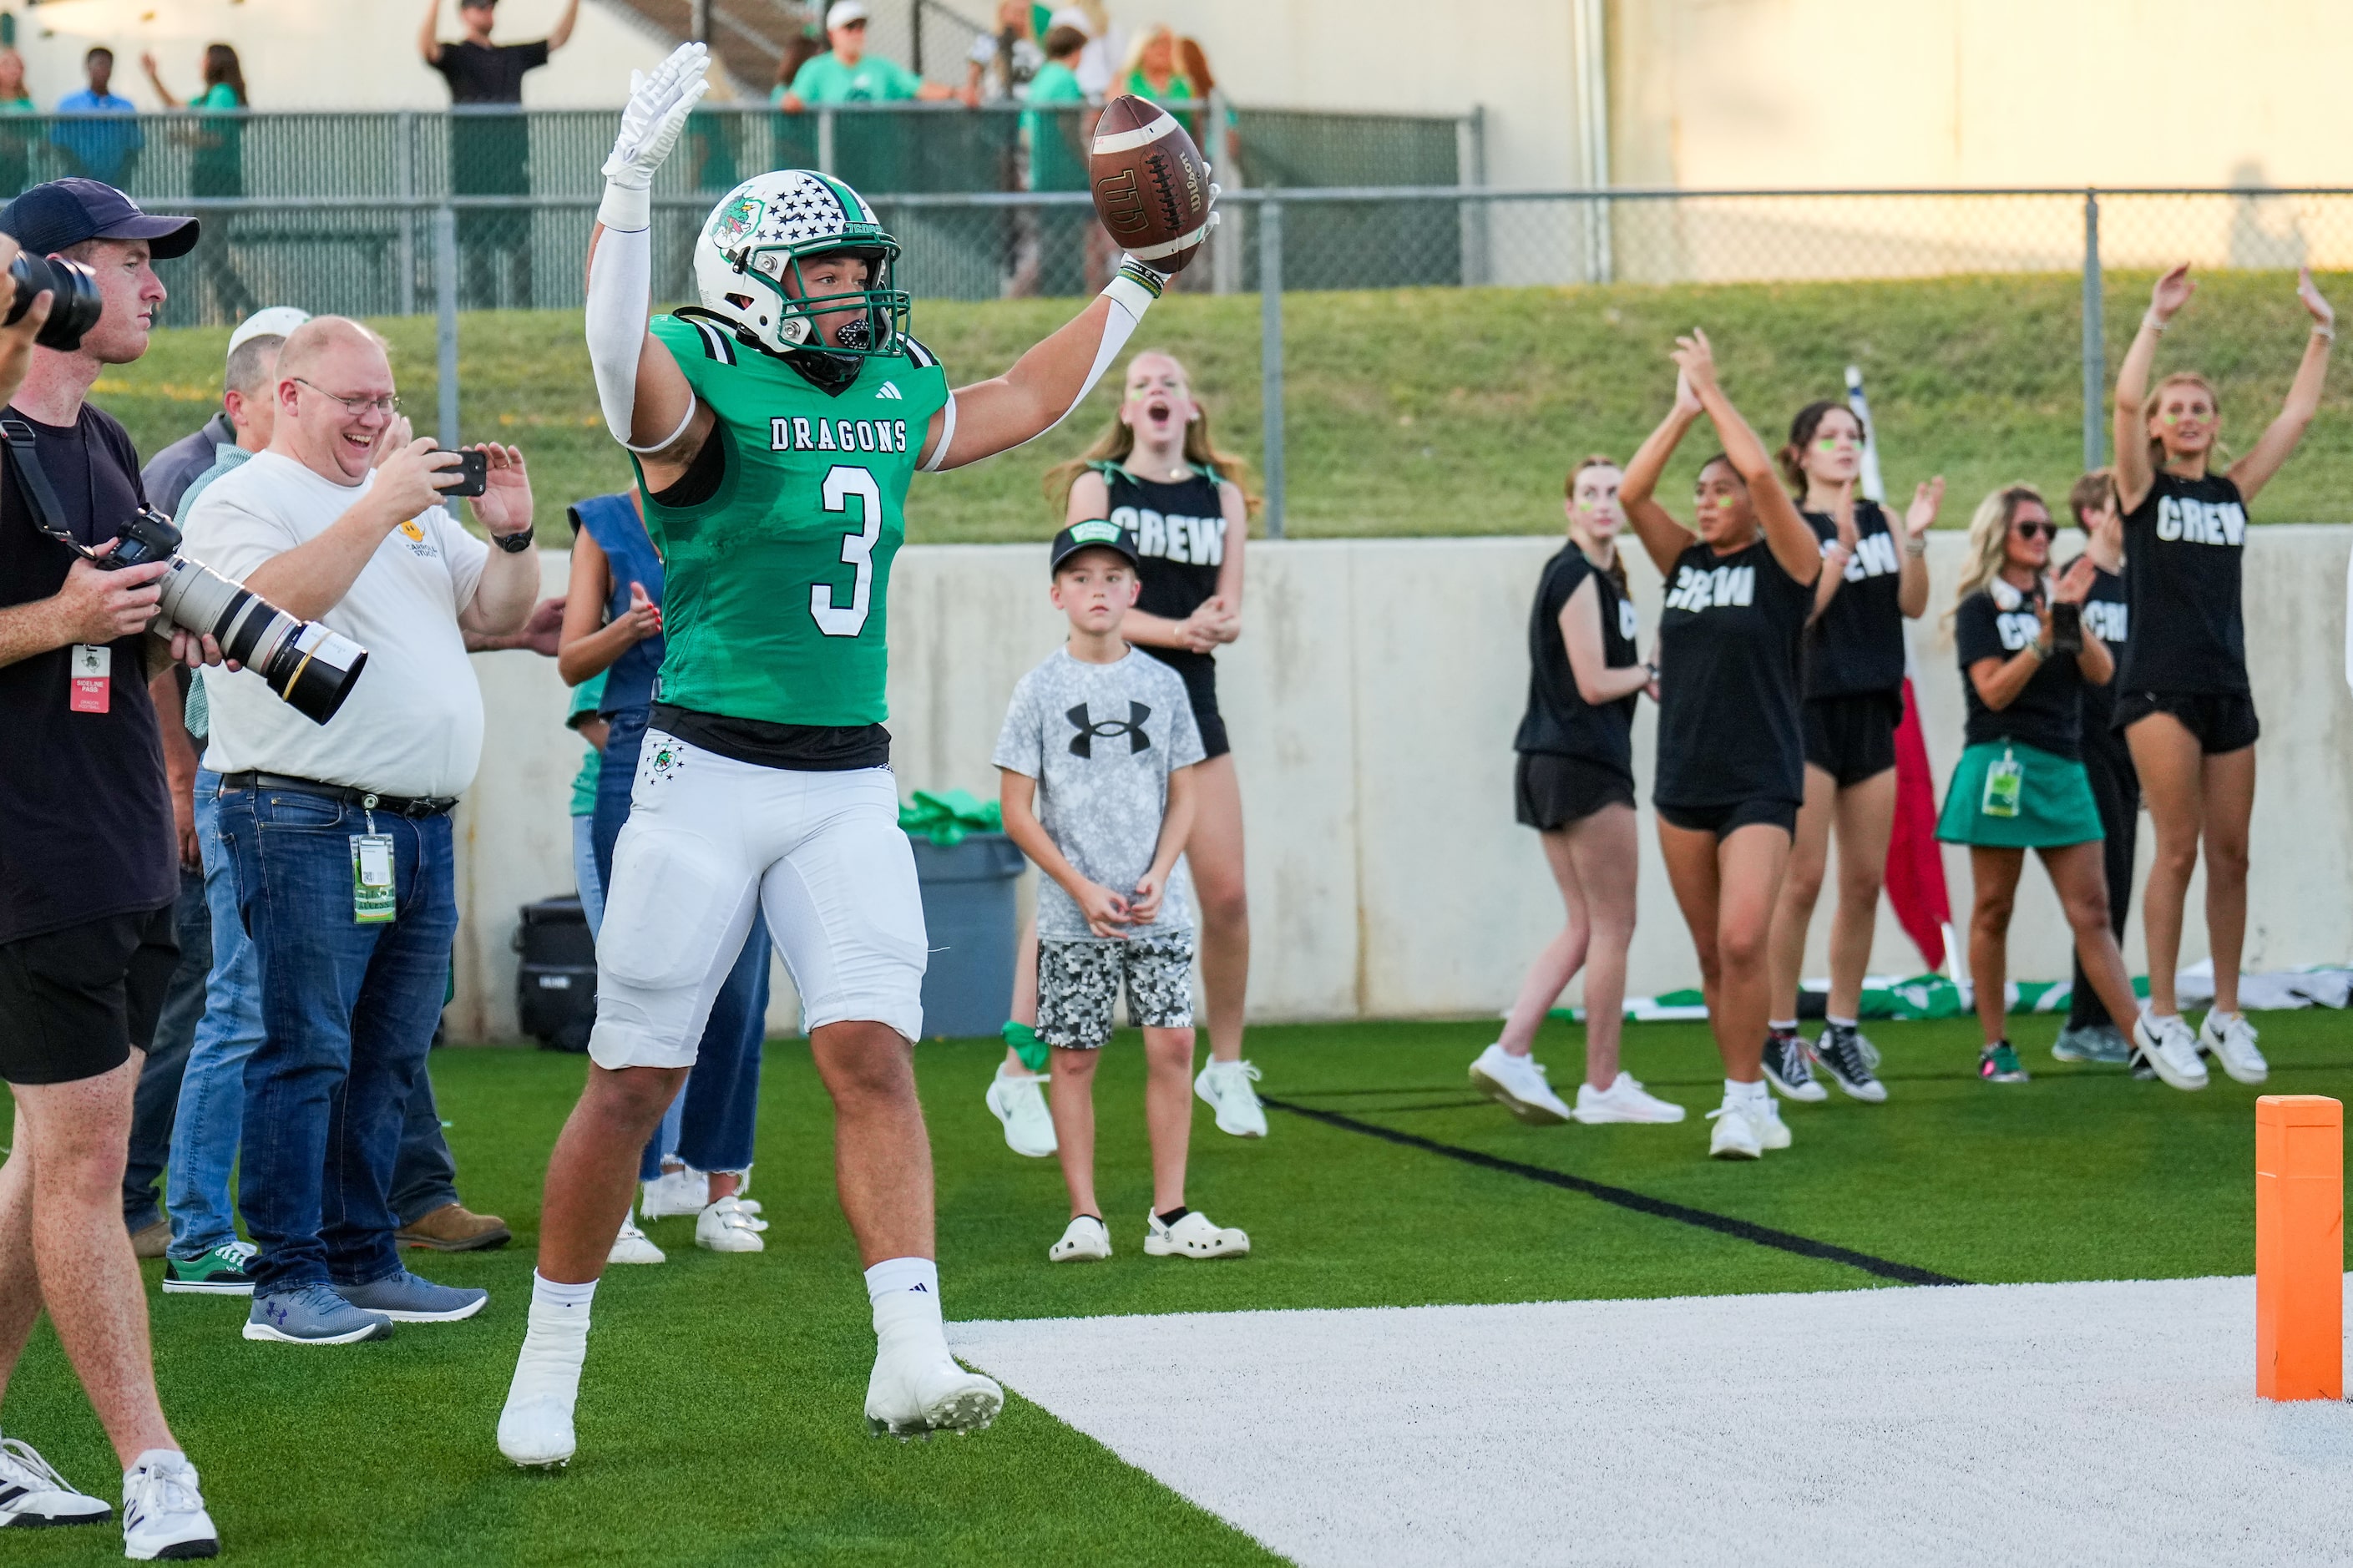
[1049,518,1141,574]
[0,179,199,260]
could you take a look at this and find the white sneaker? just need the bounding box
[864,1345,1004,1439]
[1142,1208,1250,1258]
[1469,1043,1574,1123]
[1049,1214,1111,1262]
[1194,1059,1268,1138]
[1707,1097,1763,1160]
[2133,1010,2209,1091]
[498,1307,589,1469]
[0,1434,109,1528]
[2199,1010,2269,1085]
[120,1450,215,1560]
[1749,1095,1792,1151]
[1572,1071,1688,1124]
[640,1165,708,1220]
[695,1196,765,1253]
[984,1065,1058,1157]
[608,1211,665,1266]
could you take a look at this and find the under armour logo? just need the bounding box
[1068,701,1151,757]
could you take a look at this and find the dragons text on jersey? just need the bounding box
[770,415,913,454]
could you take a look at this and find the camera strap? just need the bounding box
[0,418,101,561]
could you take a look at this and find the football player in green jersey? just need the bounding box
[499,43,1208,1469]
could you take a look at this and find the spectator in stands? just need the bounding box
[777,1,977,110]
[144,47,258,321]
[771,19,828,104]
[966,0,1045,104]
[0,51,35,200]
[1050,2,1121,98]
[52,48,143,188]
[418,0,581,309]
[1016,24,1093,296]
[183,316,538,1343]
[1121,26,1192,105]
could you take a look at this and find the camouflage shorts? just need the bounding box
[1036,936,1196,1050]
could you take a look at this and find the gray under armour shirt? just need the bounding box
[993,645,1206,941]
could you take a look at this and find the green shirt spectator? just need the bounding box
[1022,48,1088,193]
[783,50,925,105]
[567,672,609,818]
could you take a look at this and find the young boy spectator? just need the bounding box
[993,521,1248,1266]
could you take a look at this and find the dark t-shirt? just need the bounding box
[430,38,550,103]
[434,38,548,195]
[2117,470,2248,695]
[1101,463,1228,707]
[0,403,175,945]
[2067,558,2133,770]
[1514,544,1638,779]
[1654,535,1815,809]
[1801,499,1906,699]
[1954,584,2085,761]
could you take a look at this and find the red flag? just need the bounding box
[1885,675,1954,972]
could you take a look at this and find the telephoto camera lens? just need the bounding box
[5,252,104,352]
[153,554,369,725]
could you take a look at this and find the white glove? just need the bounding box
[597,43,711,231]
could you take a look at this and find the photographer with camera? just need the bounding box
[180,315,537,1346]
[0,180,222,1555]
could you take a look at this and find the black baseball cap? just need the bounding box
[0,179,199,260]
[1050,518,1141,574]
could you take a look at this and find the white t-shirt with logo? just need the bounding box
[181,449,490,798]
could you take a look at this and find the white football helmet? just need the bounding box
[687,169,908,361]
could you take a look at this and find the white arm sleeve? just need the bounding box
[586,222,653,447]
[930,270,1156,472]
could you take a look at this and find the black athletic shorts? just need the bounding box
[2114,690,2259,755]
[1515,751,1635,831]
[1655,797,1800,839]
[0,905,178,1085]
[1802,691,1901,787]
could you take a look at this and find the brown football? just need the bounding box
[1088,95,1212,273]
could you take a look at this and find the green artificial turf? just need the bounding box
[93,268,2353,546]
[0,1012,2342,1564]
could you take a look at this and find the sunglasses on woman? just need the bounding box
[2011,519,2055,540]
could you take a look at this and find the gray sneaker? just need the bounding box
[332,1269,488,1323]
[2052,1022,2133,1065]
[242,1282,393,1345]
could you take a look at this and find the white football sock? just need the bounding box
[1726,1078,1771,1105]
[867,1256,948,1358]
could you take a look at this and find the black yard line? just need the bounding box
[1259,1095,1966,1288]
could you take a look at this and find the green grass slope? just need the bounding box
[96,270,2353,545]
[0,1011,2339,1564]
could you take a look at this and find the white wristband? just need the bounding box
[597,181,650,235]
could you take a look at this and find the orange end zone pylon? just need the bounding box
[2255,1095,2343,1402]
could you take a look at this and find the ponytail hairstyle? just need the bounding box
[1565,453,1629,599]
[1951,482,2047,616]
[1776,399,1850,496]
[2143,370,2229,470]
[1045,349,1262,520]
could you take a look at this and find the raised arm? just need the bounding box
[1618,374,1703,579]
[1895,477,1941,619]
[417,0,444,67]
[548,0,581,52]
[2228,268,2335,504]
[2113,264,2194,512]
[1673,329,1819,584]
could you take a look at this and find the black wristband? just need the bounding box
[492,528,535,554]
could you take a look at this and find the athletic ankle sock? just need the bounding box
[1726,1078,1769,1105]
[531,1272,597,1315]
[1768,1019,1798,1034]
[125,1449,185,1479]
[1155,1206,1190,1227]
[866,1257,946,1353]
[1826,1014,1857,1031]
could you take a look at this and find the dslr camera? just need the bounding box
[4,250,105,352]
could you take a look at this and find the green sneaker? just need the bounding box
[1977,1042,2030,1084]
[161,1241,258,1296]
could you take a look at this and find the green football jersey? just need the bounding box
[635,314,950,728]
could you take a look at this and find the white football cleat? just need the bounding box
[984,1065,1058,1158]
[2133,1010,2209,1091]
[608,1211,665,1266]
[640,1165,708,1220]
[1572,1071,1687,1124]
[864,1349,1003,1440]
[1748,1095,1792,1151]
[1048,1215,1111,1263]
[1143,1208,1250,1259]
[2198,1010,2269,1085]
[1469,1043,1574,1124]
[695,1196,765,1253]
[119,1450,215,1561]
[0,1434,109,1529]
[498,1308,590,1469]
[1194,1059,1268,1138]
[1707,1098,1763,1160]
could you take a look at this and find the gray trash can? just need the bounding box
[908,831,1025,1039]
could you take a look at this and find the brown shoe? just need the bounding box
[395,1203,512,1252]
[129,1218,171,1259]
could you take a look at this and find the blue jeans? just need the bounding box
[123,865,210,1234]
[595,706,769,1181]
[219,783,458,1293]
[388,1067,460,1225]
[167,774,264,1260]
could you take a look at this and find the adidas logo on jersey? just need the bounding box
[1663,562,1756,612]
[2154,494,2247,546]
[770,416,912,455]
[1825,530,1901,579]
[875,383,903,400]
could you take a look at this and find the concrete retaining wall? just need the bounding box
[444,526,2353,1039]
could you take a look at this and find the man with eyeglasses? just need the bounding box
[179,315,539,1346]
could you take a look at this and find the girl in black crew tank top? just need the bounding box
[2107,264,2335,1065]
[1618,331,1824,1160]
[1477,457,1684,1130]
[992,352,1268,1126]
[1759,401,1941,1100]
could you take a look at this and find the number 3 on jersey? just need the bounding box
[811,465,880,637]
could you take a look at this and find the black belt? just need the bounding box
[218,771,458,819]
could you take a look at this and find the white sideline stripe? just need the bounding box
[952,1276,2353,1568]
[1091,115,1178,155]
